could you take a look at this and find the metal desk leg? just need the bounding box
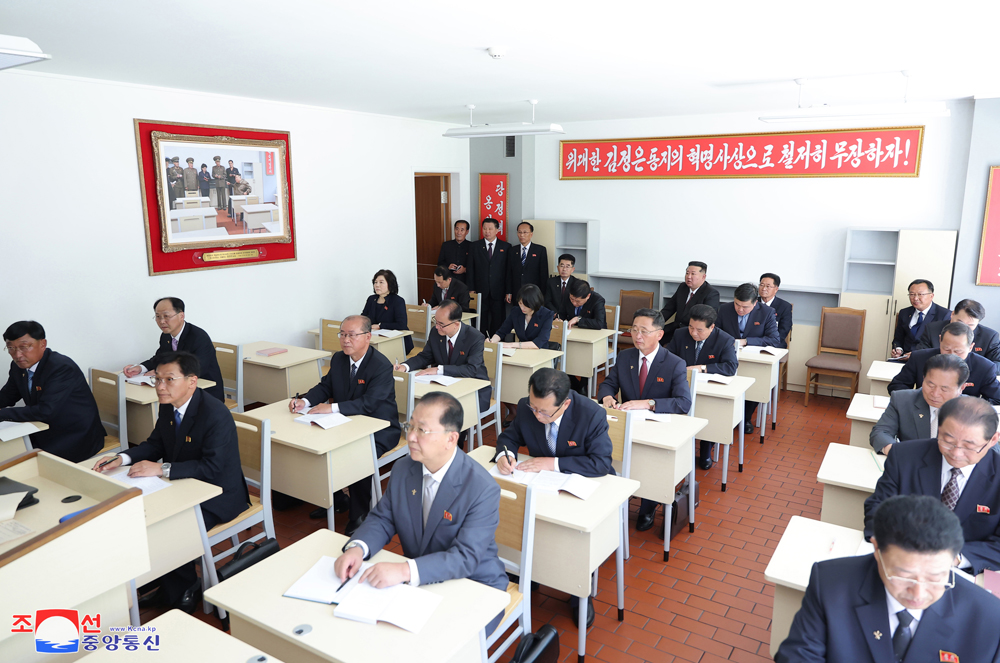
[721,444,730,492]
[737,406,745,473]
[689,439,696,533]
[771,384,779,431]
[327,506,336,532]
[759,401,769,446]
[616,521,626,620]
[662,501,672,562]
[578,593,588,663]
[128,580,140,627]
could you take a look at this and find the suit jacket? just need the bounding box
[559,290,607,330]
[596,347,691,414]
[887,348,1000,404]
[494,306,554,347]
[302,346,400,455]
[545,275,580,318]
[361,293,413,355]
[127,388,250,525]
[508,243,549,296]
[0,349,105,462]
[762,296,793,348]
[775,554,1000,663]
[496,391,613,477]
[429,277,471,311]
[466,238,511,300]
[141,322,225,402]
[869,388,931,454]
[863,438,1000,574]
[351,450,508,592]
[717,301,780,346]
[892,302,950,354]
[660,281,721,331]
[405,323,490,413]
[917,320,1000,373]
[667,327,739,376]
[437,239,472,284]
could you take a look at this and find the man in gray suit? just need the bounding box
[870,353,968,455]
[334,392,508,633]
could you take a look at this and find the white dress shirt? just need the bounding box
[140,323,186,374]
[119,393,194,466]
[885,590,922,639]
[301,353,365,412]
[909,305,931,327]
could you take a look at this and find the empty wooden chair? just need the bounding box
[89,368,127,457]
[213,342,243,412]
[476,342,504,448]
[804,306,866,406]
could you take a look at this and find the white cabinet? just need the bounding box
[526,219,599,279]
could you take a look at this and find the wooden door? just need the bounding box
[414,174,450,304]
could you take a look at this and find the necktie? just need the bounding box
[912,310,925,329]
[487,242,493,260]
[739,315,747,335]
[26,369,34,392]
[171,337,178,351]
[351,363,357,382]
[448,339,455,361]
[561,281,566,295]
[686,290,693,305]
[942,467,962,510]
[575,305,582,316]
[441,287,448,301]
[521,246,527,266]
[694,340,704,362]
[893,610,914,662]
[174,409,182,428]
[548,421,558,455]
[638,357,648,395]
[930,407,939,437]
[422,473,436,527]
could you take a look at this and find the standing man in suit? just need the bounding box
[864,396,1000,574]
[182,157,199,195]
[870,354,968,455]
[667,305,739,469]
[917,299,1000,372]
[545,253,580,316]
[560,279,607,395]
[660,261,721,343]
[211,156,228,210]
[507,221,549,301]
[430,265,471,311]
[165,157,177,208]
[168,157,184,207]
[289,315,401,535]
[1,321,105,462]
[598,309,691,533]
[466,217,510,338]
[891,279,950,358]
[123,297,225,403]
[94,351,250,613]
[888,322,1000,404]
[776,494,1000,663]
[334,392,509,634]
[437,219,472,285]
[758,272,793,348]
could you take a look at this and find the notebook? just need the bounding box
[256,347,288,357]
[334,580,442,633]
[123,375,155,386]
[414,375,461,386]
[488,464,598,500]
[283,556,371,604]
[872,396,890,409]
[0,477,39,510]
[295,410,351,430]
[696,373,733,385]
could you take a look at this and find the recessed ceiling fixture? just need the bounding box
[443,100,565,138]
[0,34,51,71]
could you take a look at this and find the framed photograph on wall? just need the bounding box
[134,119,297,275]
[977,165,1000,286]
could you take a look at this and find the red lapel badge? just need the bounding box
[358,379,365,385]
[753,321,760,326]
[978,504,991,514]
[976,346,984,351]
[35,386,42,392]
[940,651,959,663]
[384,306,388,311]
[533,322,539,327]
[708,355,715,359]
[460,350,465,355]
[656,377,664,382]
[531,253,536,257]
[568,440,577,447]
[185,436,192,443]
[443,510,453,521]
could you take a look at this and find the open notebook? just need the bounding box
[413,375,461,386]
[295,410,351,430]
[488,465,599,500]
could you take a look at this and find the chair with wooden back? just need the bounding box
[548,318,569,370]
[779,302,794,391]
[616,290,655,350]
[319,319,343,376]
[406,303,431,349]
[184,190,200,198]
[89,368,127,457]
[370,370,416,506]
[179,198,201,209]
[476,342,504,449]
[469,291,481,325]
[599,304,621,379]
[804,306,866,406]
[213,342,243,413]
[601,406,636,559]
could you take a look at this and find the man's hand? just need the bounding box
[359,562,411,589]
[601,395,618,409]
[496,454,514,475]
[455,265,466,274]
[691,365,706,373]
[620,400,652,411]
[288,398,307,413]
[738,339,748,347]
[92,455,122,473]
[128,461,163,478]
[372,324,381,331]
[416,367,438,377]
[308,403,333,414]
[505,294,512,304]
[448,263,457,271]
[516,457,556,473]
[891,347,903,358]
[334,546,365,582]
[567,316,581,329]
[882,444,892,455]
[123,365,142,378]
[393,362,408,372]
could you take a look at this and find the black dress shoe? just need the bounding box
[568,596,595,629]
[744,421,754,434]
[636,511,656,532]
[309,506,328,519]
[698,456,714,471]
[175,584,202,615]
[334,490,349,514]
[345,514,366,537]
[137,587,165,610]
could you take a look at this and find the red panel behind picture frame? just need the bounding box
[134,119,297,276]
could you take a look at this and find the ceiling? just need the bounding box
[4,0,999,125]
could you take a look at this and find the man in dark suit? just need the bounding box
[94,351,250,612]
[334,392,508,634]
[864,396,1000,574]
[430,265,471,311]
[776,494,1000,663]
[660,261,721,343]
[667,305,739,469]
[1,321,104,462]
[888,322,1000,404]
[916,299,1000,373]
[437,219,472,284]
[598,309,691,533]
[560,279,607,395]
[758,272,793,348]
[466,217,511,338]
[289,315,401,535]
[891,278,950,358]
[545,253,580,317]
[871,354,968,455]
[123,297,225,403]
[507,221,549,301]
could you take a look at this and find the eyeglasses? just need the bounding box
[5,343,37,355]
[908,292,933,299]
[527,400,568,420]
[150,376,189,387]
[629,327,660,337]
[939,439,991,454]
[402,422,451,437]
[153,312,180,322]
[876,549,955,589]
[337,332,370,339]
[758,283,776,289]
[434,319,459,328]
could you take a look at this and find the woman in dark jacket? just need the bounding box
[361,269,413,355]
[489,284,554,350]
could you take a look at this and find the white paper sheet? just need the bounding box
[372,329,403,338]
[0,519,33,544]
[295,410,351,429]
[872,396,890,409]
[283,556,371,604]
[413,375,461,386]
[0,492,27,522]
[123,375,155,386]
[530,470,599,500]
[696,373,733,384]
[334,581,442,633]
[105,466,172,496]
[489,463,535,486]
[634,411,672,423]
[501,347,517,357]
[0,421,41,441]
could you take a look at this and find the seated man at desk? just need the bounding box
[666,304,739,469]
[888,321,1000,404]
[289,315,401,535]
[776,494,1000,663]
[916,298,1000,372]
[870,353,968,455]
[559,279,607,395]
[758,272,792,348]
[123,296,225,403]
[891,278,950,359]
[597,308,690,532]
[94,351,250,612]
[864,396,1000,575]
[545,253,580,317]
[659,261,721,343]
[1,320,105,462]
[334,392,509,634]
[395,300,490,449]
[430,265,471,311]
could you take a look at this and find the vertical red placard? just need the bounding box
[265,151,275,176]
[977,166,1000,286]
[479,173,508,241]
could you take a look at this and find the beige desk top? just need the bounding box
[0,421,48,442]
[500,348,564,368]
[846,393,884,423]
[168,207,217,219]
[124,379,217,405]
[204,529,509,663]
[764,516,866,591]
[816,444,885,492]
[371,330,415,340]
[694,375,755,399]
[467,445,639,533]
[242,203,279,213]
[242,400,388,455]
[628,415,709,451]
[243,342,332,369]
[413,377,491,401]
[567,328,618,343]
[737,347,789,364]
[461,311,478,322]
[868,360,904,381]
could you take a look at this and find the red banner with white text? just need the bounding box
[479,173,508,240]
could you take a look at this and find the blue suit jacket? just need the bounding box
[762,296,793,348]
[893,302,950,355]
[863,438,1000,574]
[141,322,225,402]
[596,347,691,414]
[496,391,613,477]
[776,554,1000,663]
[667,327,739,376]
[495,306,554,347]
[887,348,1000,404]
[351,450,508,592]
[717,302,780,346]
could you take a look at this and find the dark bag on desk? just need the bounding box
[668,480,700,541]
[216,538,280,582]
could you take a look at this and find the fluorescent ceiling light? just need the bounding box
[0,34,51,71]
[759,101,950,123]
[443,100,564,138]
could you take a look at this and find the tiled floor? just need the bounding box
[142,387,852,663]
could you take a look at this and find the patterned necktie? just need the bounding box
[422,473,436,527]
[521,246,527,266]
[913,310,925,330]
[694,341,704,362]
[171,337,178,351]
[686,290,694,305]
[942,467,962,510]
[548,421,559,455]
[26,369,34,392]
[638,357,648,395]
[893,610,914,662]
[487,242,493,261]
[448,339,455,361]
[351,363,357,382]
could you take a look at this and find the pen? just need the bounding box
[97,455,120,470]
[293,393,301,413]
[336,574,352,593]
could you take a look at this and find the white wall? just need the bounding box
[0,71,469,373]
[533,102,974,291]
